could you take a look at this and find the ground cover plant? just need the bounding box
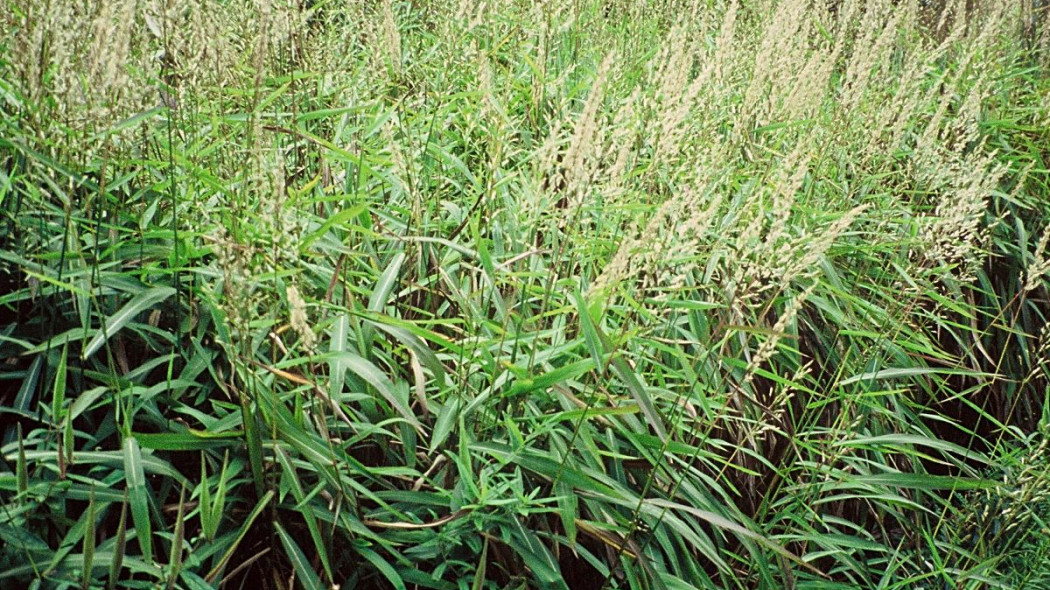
[1,0,1050,588]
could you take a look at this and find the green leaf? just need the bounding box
[366,319,448,389]
[556,481,578,546]
[321,351,422,431]
[840,366,998,386]
[473,442,624,499]
[52,341,69,423]
[275,447,332,582]
[301,204,368,250]
[82,487,96,590]
[205,490,274,583]
[430,397,461,452]
[107,496,127,590]
[329,312,351,398]
[69,386,109,422]
[358,546,407,590]
[240,395,266,498]
[199,454,214,543]
[8,355,42,423]
[83,286,176,360]
[20,449,188,485]
[855,472,998,490]
[275,522,324,590]
[574,298,666,441]
[644,498,819,575]
[166,486,187,590]
[502,519,569,590]
[122,436,153,564]
[369,252,406,313]
[16,424,27,499]
[134,431,239,451]
[574,291,605,374]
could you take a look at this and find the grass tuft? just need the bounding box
[2,0,1050,588]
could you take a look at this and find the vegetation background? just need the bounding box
[1,0,1049,588]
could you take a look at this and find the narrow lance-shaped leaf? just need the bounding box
[329,312,350,397]
[502,519,570,590]
[83,286,176,360]
[574,291,606,374]
[165,486,186,590]
[472,537,489,590]
[275,521,325,590]
[210,451,232,542]
[840,366,998,386]
[358,546,408,590]
[556,480,578,546]
[274,447,332,582]
[322,351,422,432]
[199,453,213,542]
[574,291,666,440]
[9,354,42,424]
[366,319,448,388]
[81,486,96,590]
[62,416,74,478]
[361,252,405,354]
[240,394,266,498]
[107,492,128,590]
[430,397,461,452]
[369,252,406,313]
[52,341,69,423]
[123,436,153,563]
[17,423,28,500]
[205,490,275,583]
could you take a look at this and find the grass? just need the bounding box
[1,0,1050,588]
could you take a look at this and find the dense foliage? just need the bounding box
[2,0,1050,588]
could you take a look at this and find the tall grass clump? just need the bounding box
[1,0,1049,588]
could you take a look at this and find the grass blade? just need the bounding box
[321,351,422,432]
[205,489,274,583]
[52,341,68,423]
[122,436,153,564]
[107,493,128,590]
[166,486,186,590]
[576,299,667,441]
[274,521,324,590]
[83,286,176,360]
[81,486,96,590]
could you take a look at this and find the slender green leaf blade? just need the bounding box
[122,436,152,563]
[275,522,324,590]
[83,286,176,360]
